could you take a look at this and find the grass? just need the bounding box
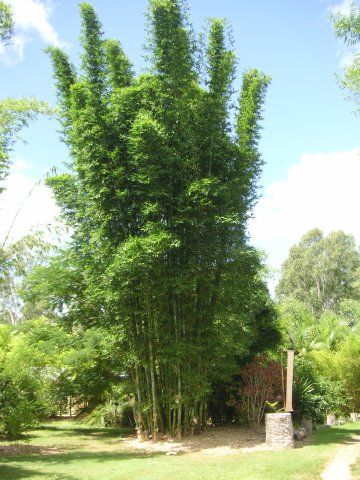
[0,421,359,480]
[353,456,360,480]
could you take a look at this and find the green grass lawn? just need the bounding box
[0,421,359,480]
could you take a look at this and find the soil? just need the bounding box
[123,425,270,456]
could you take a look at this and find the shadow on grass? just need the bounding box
[0,465,47,479]
[32,424,135,435]
[311,425,360,446]
[0,464,80,479]
[29,425,134,439]
[0,449,162,465]
[0,465,79,479]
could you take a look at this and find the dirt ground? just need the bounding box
[0,425,274,457]
[123,425,270,456]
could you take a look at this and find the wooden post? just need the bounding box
[285,350,294,412]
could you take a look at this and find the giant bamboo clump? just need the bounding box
[47,0,273,439]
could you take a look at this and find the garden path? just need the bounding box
[321,434,360,480]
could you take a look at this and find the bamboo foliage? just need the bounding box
[47,0,273,438]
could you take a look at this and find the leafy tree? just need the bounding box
[278,297,350,355]
[47,1,274,438]
[0,20,52,320]
[0,233,51,325]
[0,1,13,44]
[0,322,48,438]
[339,298,360,327]
[336,333,360,411]
[0,3,51,194]
[0,371,41,438]
[0,98,52,195]
[0,318,123,435]
[51,325,123,410]
[292,355,346,423]
[277,231,360,421]
[21,248,89,326]
[331,2,360,110]
[277,229,360,316]
[13,318,121,412]
[315,310,348,351]
[309,334,360,415]
[278,298,316,353]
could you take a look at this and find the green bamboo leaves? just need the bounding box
[47,0,274,438]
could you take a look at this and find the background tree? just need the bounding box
[276,228,360,422]
[0,2,51,194]
[21,247,90,326]
[0,98,51,194]
[277,229,360,316]
[0,232,51,325]
[278,298,317,353]
[308,332,360,415]
[0,317,125,437]
[46,0,275,438]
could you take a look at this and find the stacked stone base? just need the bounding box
[266,413,294,449]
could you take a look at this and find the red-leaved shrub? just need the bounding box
[229,355,284,427]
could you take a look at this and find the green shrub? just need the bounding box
[83,402,134,428]
[0,372,39,438]
[293,357,346,424]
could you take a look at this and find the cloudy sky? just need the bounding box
[0,0,359,283]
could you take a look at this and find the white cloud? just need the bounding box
[338,49,358,68]
[0,0,66,65]
[0,159,60,245]
[0,33,28,65]
[3,149,360,288]
[249,148,360,275]
[329,0,353,16]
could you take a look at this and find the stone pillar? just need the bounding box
[327,414,335,426]
[350,413,358,422]
[266,413,294,449]
[301,419,313,436]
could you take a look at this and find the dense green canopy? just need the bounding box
[47,0,277,438]
[277,229,360,316]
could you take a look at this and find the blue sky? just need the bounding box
[0,0,359,282]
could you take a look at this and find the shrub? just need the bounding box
[0,372,40,438]
[83,401,134,428]
[293,356,346,424]
[229,355,284,427]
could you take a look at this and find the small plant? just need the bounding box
[265,401,284,413]
[83,401,134,428]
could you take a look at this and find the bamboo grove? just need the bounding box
[47,0,277,439]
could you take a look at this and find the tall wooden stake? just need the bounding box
[285,350,294,412]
